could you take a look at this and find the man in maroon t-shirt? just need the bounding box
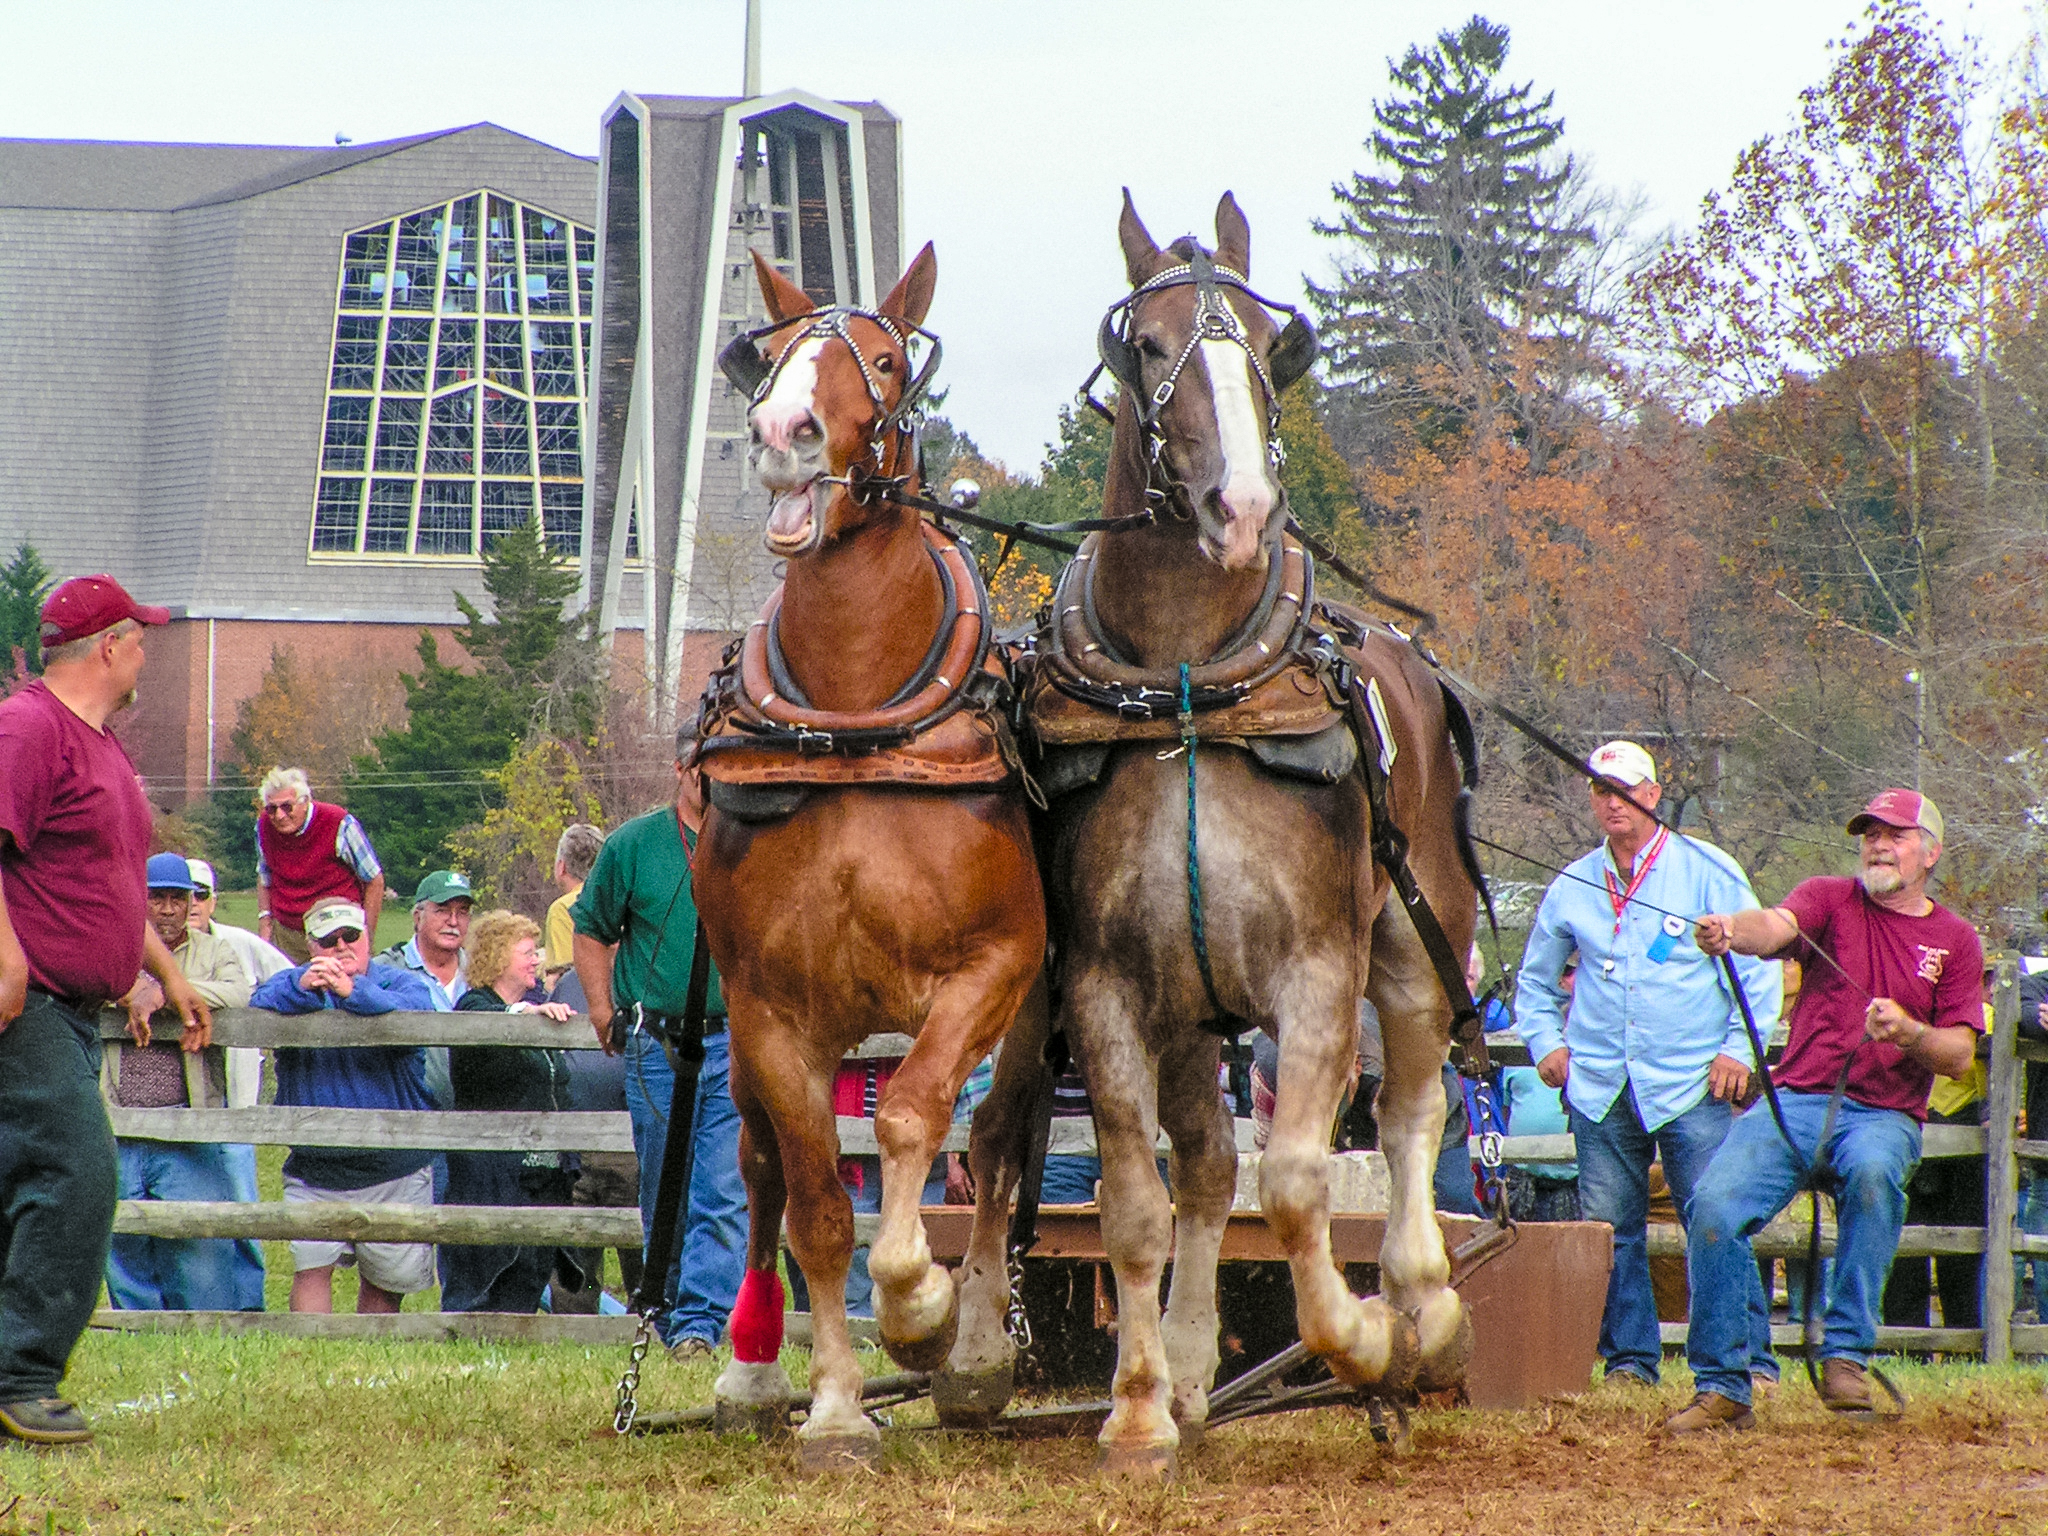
[0,576,212,1447]
[1660,788,1982,1434]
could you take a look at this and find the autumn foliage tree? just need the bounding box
[1629,0,2048,918]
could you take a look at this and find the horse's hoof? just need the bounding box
[1369,1300,1423,1396]
[1096,1440,1178,1481]
[1327,1295,1420,1392]
[932,1359,1015,1428]
[1172,1416,1206,1457]
[795,1429,882,1475]
[712,1357,793,1439]
[1411,1301,1473,1395]
[879,1303,959,1375]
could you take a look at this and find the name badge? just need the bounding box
[1646,912,1686,964]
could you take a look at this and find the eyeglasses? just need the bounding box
[310,928,363,947]
[193,888,214,901]
[263,801,301,818]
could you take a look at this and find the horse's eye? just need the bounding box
[1138,335,1169,360]
[875,354,895,374]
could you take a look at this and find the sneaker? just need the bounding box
[1819,1357,1873,1413]
[0,1398,92,1446]
[667,1336,715,1362]
[1663,1391,1756,1435]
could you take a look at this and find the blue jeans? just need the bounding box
[2020,1171,2048,1307]
[107,1140,266,1311]
[1434,1064,1484,1217]
[1572,1086,1772,1385]
[1688,1092,1920,1406]
[623,1027,748,1347]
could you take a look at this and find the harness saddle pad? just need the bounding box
[699,652,1016,791]
[1027,658,1342,746]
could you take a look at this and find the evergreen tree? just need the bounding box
[1309,15,1595,462]
[346,516,591,893]
[0,542,56,674]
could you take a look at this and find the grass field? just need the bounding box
[4,1339,2044,1535]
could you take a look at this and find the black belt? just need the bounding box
[633,1005,727,1044]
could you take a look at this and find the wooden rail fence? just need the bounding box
[94,954,2044,1361]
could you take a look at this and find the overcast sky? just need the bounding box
[3,0,2036,468]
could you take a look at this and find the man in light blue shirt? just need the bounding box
[1515,740,1781,1389]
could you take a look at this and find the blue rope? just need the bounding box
[1180,662,1237,1029]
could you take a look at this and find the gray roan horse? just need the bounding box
[1020,192,1482,1475]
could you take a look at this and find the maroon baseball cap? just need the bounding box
[1846,788,1945,845]
[39,575,170,648]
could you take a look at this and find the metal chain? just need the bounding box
[1002,1243,1034,1352]
[612,1311,655,1435]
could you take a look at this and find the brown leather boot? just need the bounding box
[1662,1392,1761,1441]
[1663,1391,1756,1435]
[1819,1358,1873,1412]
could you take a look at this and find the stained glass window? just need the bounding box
[311,191,590,559]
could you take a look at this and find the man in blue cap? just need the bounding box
[102,854,263,1312]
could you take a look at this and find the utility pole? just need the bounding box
[744,0,762,98]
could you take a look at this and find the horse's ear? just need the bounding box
[752,249,816,323]
[880,242,937,328]
[1214,191,1250,275]
[1119,188,1162,284]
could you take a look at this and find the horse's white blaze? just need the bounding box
[1199,337,1275,567]
[751,336,827,455]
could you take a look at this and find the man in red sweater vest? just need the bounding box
[254,768,385,963]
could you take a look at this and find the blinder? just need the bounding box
[1091,253,1319,425]
[1267,312,1318,394]
[719,306,944,441]
[717,329,776,399]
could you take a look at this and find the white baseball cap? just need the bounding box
[1587,740,1657,787]
[186,858,217,894]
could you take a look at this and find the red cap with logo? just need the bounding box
[38,575,171,649]
[1846,788,1945,846]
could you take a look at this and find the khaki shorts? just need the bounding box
[283,1167,437,1294]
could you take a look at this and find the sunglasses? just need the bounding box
[310,927,364,947]
[263,801,301,818]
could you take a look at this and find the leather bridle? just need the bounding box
[718,302,943,487]
[1083,245,1319,522]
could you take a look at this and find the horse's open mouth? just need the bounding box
[764,478,825,557]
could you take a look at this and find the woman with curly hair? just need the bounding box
[443,909,581,1313]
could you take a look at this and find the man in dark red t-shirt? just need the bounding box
[1662,788,1982,1434]
[0,576,213,1447]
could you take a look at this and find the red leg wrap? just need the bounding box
[730,1267,785,1363]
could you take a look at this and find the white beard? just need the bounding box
[1860,863,1903,896]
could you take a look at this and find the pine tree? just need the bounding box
[1309,15,1595,462]
[0,541,56,675]
[346,516,593,893]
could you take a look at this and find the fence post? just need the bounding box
[1983,952,2020,1366]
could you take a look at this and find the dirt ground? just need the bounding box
[4,1338,2044,1535]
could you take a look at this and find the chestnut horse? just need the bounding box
[1028,193,1480,1474]
[692,247,1047,1469]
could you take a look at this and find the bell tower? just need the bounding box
[581,16,901,721]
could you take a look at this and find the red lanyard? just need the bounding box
[1604,825,1669,935]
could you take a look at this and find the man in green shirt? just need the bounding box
[570,745,744,1357]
